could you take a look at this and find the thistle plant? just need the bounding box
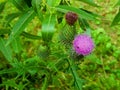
[0,0,99,90]
[60,12,95,56]
[1,0,120,89]
[59,10,95,90]
[59,12,78,47]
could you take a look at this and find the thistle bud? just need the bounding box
[65,12,78,25]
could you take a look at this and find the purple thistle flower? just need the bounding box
[73,34,94,56]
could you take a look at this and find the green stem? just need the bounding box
[67,59,82,90]
[41,76,48,90]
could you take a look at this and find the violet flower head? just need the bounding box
[73,34,94,56]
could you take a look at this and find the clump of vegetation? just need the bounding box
[0,0,120,90]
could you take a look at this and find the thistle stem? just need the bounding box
[67,58,82,90]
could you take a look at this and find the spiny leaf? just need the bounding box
[56,5,97,20]
[59,24,76,46]
[6,8,36,46]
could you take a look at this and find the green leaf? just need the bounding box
[0,68,16,75]
[67,59,83,90]
[41,14,56,42]
[10,0,29,11]
[37,45,50,59]
[72,68,83,90]
[80,8,100,18]
[25,58,39,75]
[56,5,97,20]
[41,77,48,90]
[0,1,6,13]
[24,0,32,7]
[2,79,18,88]
[32,0,43,21]
[21,31,41,40]
[85,54,102,65]
[0,29,10,35]
[47,0,61,7]
[11,59,26,76]
[0,37,13,62]
[78,0,98,7]
[111,8,120,26]
[0,29,41,40]
[6,8,36,46]
[79,18,91,36]
[17,82,27,90]
[11,37,22,53]
[32,0,42,12]
[5,12,22,26]
[115,0,120,7]
[55,58,67,70]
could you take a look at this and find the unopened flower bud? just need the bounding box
[65,12,78,25]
